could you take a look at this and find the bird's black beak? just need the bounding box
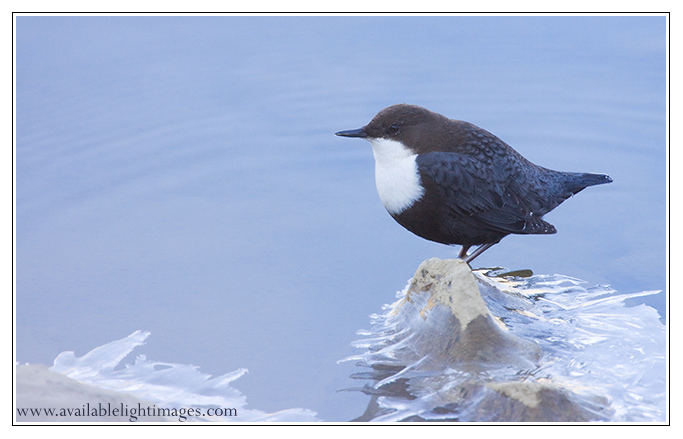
[335,128,368,138]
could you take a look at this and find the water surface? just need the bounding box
[15,15,666,421]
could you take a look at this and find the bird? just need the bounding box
[335,104,612,263]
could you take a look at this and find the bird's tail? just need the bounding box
[563,172,613,195]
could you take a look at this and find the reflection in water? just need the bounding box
[343,260,665,422]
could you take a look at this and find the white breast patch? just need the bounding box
[368,138,425,215]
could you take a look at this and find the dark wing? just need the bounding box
[416,152,556,235]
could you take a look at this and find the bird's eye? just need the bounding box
[388,124,401,135]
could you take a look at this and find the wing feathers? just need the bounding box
[416,152,556,235]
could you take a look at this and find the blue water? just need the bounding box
[15,15,667,421]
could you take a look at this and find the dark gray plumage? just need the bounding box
[336,104,612,262]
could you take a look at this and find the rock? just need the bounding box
[349,258,612,422]
[398,258,541,370]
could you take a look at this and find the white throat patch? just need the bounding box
[368,138,425,215]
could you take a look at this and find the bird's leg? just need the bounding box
[464,243,496,263]
[458,245,471,259]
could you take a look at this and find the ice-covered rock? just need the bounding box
[345,258,666,422]
[15,331,320,422]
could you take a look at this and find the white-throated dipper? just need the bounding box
[336,104,612,262]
